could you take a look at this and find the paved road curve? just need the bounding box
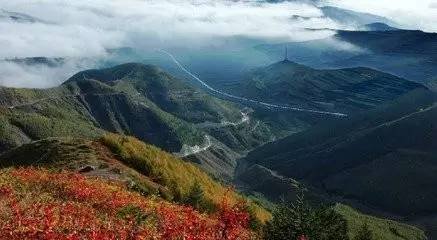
[159,50,348,117]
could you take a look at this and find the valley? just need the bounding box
[0,59,433,239]
[239,88,437,238]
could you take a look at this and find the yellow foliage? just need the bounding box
[100,133,271,222]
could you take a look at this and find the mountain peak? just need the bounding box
[267,59,312,73]
[363,22,398,31]
[67,63,164,83]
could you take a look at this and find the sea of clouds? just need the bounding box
[0,0,435,88]
[0,0,341,87]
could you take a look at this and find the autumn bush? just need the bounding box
[0,168,254,240]
[100,133,271,222]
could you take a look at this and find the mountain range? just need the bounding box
[239,88,437,237]
[223,59,425,136]
[230,60,423,114]
[257,29,437,84]
[0,61,431,239]
[0,63,272,180]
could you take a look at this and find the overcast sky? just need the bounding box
[326,0,437,32]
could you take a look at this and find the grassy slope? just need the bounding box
[0,134,270,223]
[235,60,424,113]
[224,59,425,136]
[239,89,437,238]
[0,63,272,159]
[243,89,437,214]
[335,204,426,240]
[0,62,276,194]
[2,137,429,239]
[0,135,425,238]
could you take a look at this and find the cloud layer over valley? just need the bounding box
[0,0,345,87]
[0,0,435,88]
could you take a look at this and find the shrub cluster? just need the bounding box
[0,168,253,240]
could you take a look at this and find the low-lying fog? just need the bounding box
[0,0,435,88]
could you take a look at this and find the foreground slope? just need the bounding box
[0,168,253,239]
[0,135,426,239]
[0,134,270,222]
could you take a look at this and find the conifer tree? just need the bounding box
[185,181,204,210]
[265,187,349,240]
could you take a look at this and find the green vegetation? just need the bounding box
[262,192,426,240]
[184,181,209,210]
[0,135,428,239]
[0,134,271,223]
[100,133,270,222]
[265,190,348,240]
[235,60,423,114]
[243,89,437,216]
[335,204,426,240]
[0,62,432,239]
[0,63,274,177]
[354,223,373,240]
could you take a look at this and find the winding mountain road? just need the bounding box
[159,50,348,117]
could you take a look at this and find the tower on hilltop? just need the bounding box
[284,46,289,62]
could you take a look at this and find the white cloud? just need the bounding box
[0,0,347,87]
[325,0,437,32]
[7,0,435,88]
[0,59,97,88]
[0,0,340,59]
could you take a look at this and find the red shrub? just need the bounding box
[0,168,252,240]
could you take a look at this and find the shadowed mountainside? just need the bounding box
[232,60,423,114]
[239,88,437,237]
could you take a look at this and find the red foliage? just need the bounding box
[299,235,309,240]
[214,193,250,240]
[0,168,252,240]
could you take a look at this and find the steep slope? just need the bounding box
[240,88,437,236]
[0,63,273,178]
[0,168,254,239]
[0,134,270,222]
[232,60,424,114]
[0,135,426,239]
[335,204,426,240]
[243,89,437,211]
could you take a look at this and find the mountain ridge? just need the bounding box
[0,63,273,179]
[239,88,437,236]
[230,60,425,115]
